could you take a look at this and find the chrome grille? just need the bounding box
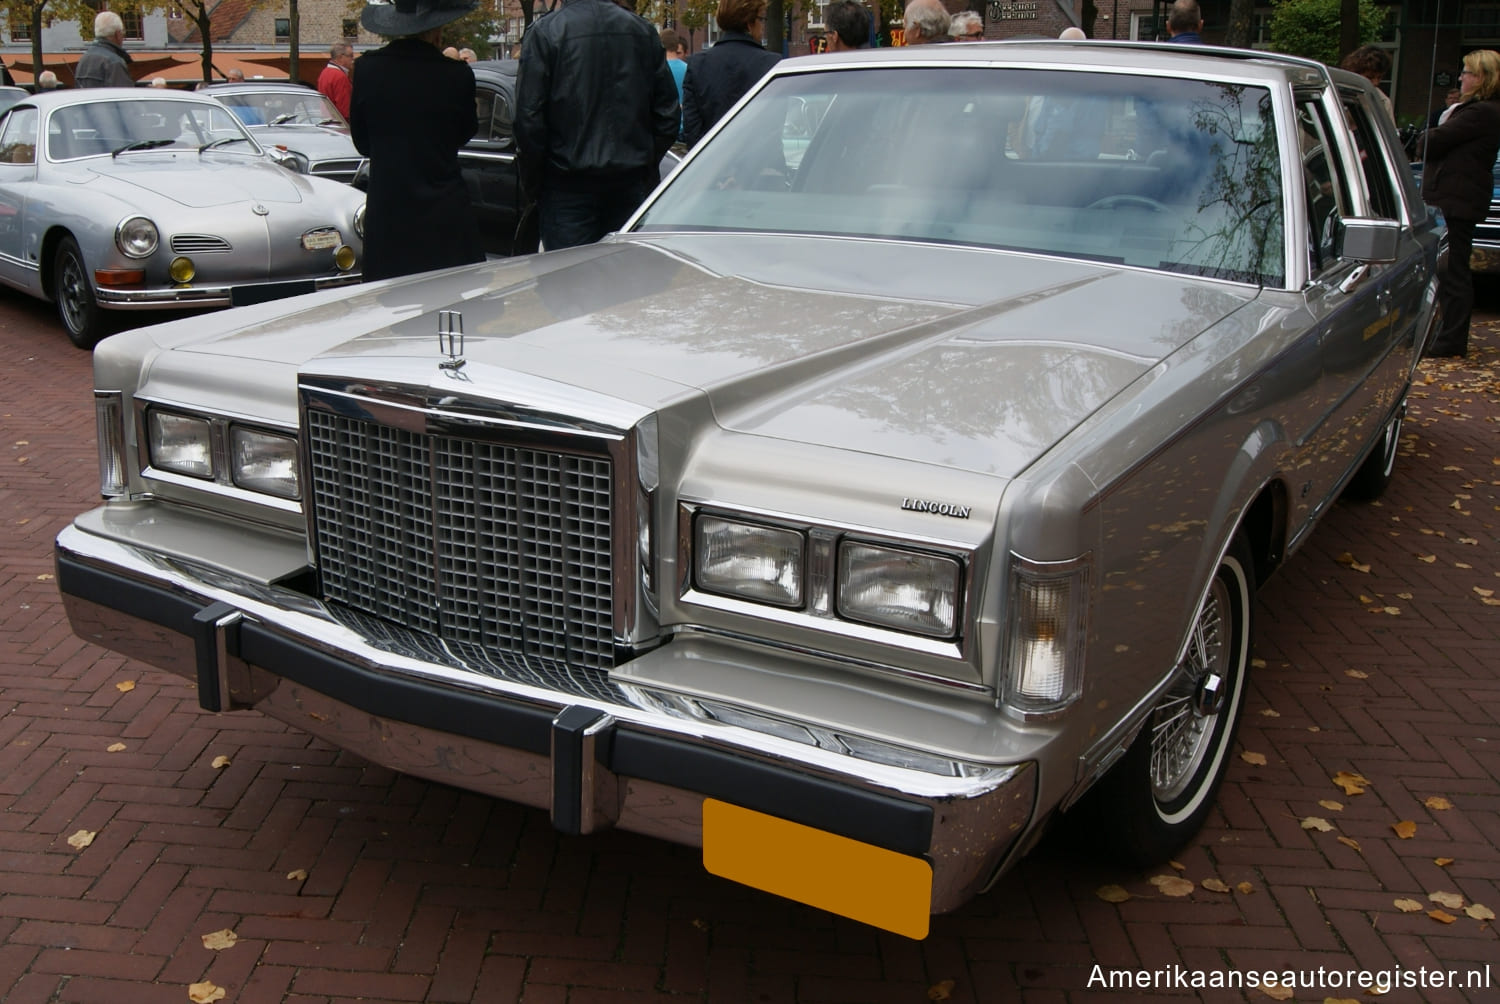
[311,158,366,185]
[306,410,615,671]
[171,235,232,254]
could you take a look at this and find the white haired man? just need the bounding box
[903,0,952,44]
[950,10,984,40]
[75,10,135,88]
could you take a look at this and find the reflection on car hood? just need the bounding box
[148,234,1259,478]
[82,156,309,207]
[247,126,359,159]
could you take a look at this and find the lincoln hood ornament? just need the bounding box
[438,309,465,372]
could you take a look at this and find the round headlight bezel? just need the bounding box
[353,202,366,241]
[115,216,160,259]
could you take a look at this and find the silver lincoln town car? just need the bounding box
[56,42,1439,938]
[0,88,365,348]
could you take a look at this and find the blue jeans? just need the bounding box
[539,179,655,251]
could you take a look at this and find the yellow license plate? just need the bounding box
[702,799,932,939]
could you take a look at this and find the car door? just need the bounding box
[0,106,39,292]
[460,76,530,257]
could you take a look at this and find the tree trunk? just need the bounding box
[1339,0,1359,61]
[766,0,783,56]
[1223,0,1253,47]
[289,0,300,84]
[199,7,213,83]
[31,3,44,88]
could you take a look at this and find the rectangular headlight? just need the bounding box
[147,410,213,479]
[95,392,126,497]
[836,541,960,639]
[1002,555,1089,715]
[230,426,300,500]
[695,515,805,607]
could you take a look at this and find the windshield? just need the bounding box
[47,99,254,160]
[636,67,1285,286]
[215,90,346,127]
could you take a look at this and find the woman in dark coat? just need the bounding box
[681,0,780,148]
[1418,48,1500,358]
[351,0,484,281]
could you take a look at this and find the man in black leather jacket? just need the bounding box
[515,0,680,251]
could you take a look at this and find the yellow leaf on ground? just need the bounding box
[1424,796,1454,811]
[1336,552,1372,573]
[1345,669,1369,679]
[1333,771,1370,795]
[188,982,226,1004]
[1435,857,1455,867]
[1095,884,1130,903]
[200,929,238,951]
[1259,708,1281,717]
[1236,881,1255,894]
[927,979,956,1001]
[1201,878,1231,893]
[1319,800,1344,811]
[1251,658,1267,668]
[1241,751,1268,766]
[66,829,95,850]
[287,869,308,881]
[1428,909,1457,924]
[1302,816,1335,832]
[1382,606,1401,615]
[1393,898,1424,913]
[1429,891,1464,909]
[1260,983,1294,1000]
[106,743,126,753]
[210,756,231,769]
[1150,875,1195,897]
[1417,553,1437,563]
[1464,903,1495,921]
[1337,836,1362,852]
[1392,820,1418,839]
[1169,860,1186,871]
[115,680,135,693]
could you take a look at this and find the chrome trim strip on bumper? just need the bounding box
[93,274,363,310]
[55,521,1036,915]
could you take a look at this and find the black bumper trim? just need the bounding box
[57,552,935,857]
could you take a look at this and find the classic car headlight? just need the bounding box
[837,542,960,639]
[353,203,366,241]
[147,410,213,479]
[1001,555,1090,716]
[230,426,299,500]
[115,216,159,259]
[695,515,804,607]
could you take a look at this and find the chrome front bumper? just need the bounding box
[55,517,1036,931]
[94,273,362,310]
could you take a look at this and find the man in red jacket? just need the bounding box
[318,42,354,119]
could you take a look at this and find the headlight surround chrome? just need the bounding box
[147,410,213,479]
[115,216,159,259]
[1001,554,1090,716]
[353,202,366,240]
[695,514,805,608]
[229,425,300,500]
[268,146,310,173]
[836,541,960,639]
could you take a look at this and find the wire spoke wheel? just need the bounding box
[1150,576,1229,803]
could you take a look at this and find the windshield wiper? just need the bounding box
[269,113,298,126]
[198,136,249,154]
[111,138,174,157]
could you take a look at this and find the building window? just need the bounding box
[275,17,291,41]
[10,17,30,41]
[83,1,144,39]
[807,0,828,29]
[342,18,358,37]
[1129,12,1159,40]
[1463,3,1500,41]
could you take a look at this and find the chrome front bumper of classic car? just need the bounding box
[55,517,1036,938]
[94,273,363,310]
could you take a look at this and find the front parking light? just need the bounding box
[169,257,196,283]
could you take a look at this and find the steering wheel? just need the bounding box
[1087,194,1170,213]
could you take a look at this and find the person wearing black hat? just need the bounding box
[350,0,484,281]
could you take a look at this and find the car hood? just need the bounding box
[248,125,358,159]
[80,155,310,207]
[146,234,1260,478]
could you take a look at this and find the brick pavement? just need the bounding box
[1,292,1496,1003]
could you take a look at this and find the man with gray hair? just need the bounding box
[37,69,61,90]
[950,10,984,40]
[903,0,952,44]
[75,10,134,88]
[318,41,355,118]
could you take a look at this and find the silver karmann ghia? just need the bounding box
[56,43,1437,937]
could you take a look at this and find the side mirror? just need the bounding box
[1339,217,1400,263]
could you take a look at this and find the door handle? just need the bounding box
[1338,264,1369,295]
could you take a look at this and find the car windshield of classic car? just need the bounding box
[47,97,256,160]
[636,67,1285,286]
[214,89,346,128]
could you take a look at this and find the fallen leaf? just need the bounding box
[106,742,126,753]
[1301,816,1335,832]
[1333,771,1370,795]
[286,869,308,881]
[1417,553,1437,563]
[1260,983,1294,1000]
[1393,898,1424,913]
[33,572,50,580]
[1326,998,1361,1004]
[1337,836,1362,852]
[210,755,231,769]
[1259,708,1281,717]
[690,918,709,931]
[1345,669,1369,679]
[1150,875,1195,897]
[1435,857,1454,867]
[1095,884,1130,903]
[66,829,95,850]
[1424,796,1454,811]
[1428,909,1457,924]
[1429,891,1465,909]
[1336,551,1372,573]
[1381,606,1401,615]
[1236,881,1255,894]
[115,680,135,693]
[1319,800,1344,811]
[1241,751,1268,766]
[1251,657,1267,668]
[188,982,226,1004]
[200,929,238,950]
[927,979,956,1001]
[1169,860,1186,871]
[1465,903,1495,921]
[1392,820,1417,839]
[1474,587,1495,598]
[1201,878,1231,893]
